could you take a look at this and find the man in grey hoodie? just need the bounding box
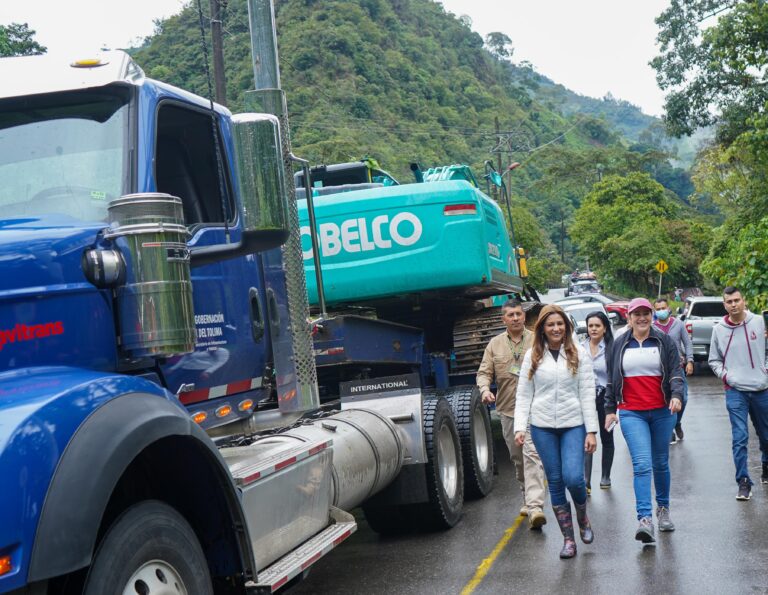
[709,286,768,501]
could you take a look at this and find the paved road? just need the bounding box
[540,288,566,304]
[292,372,768,594]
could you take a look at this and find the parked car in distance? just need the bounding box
[555,294,629,323]
[678,296,727,361]
[565,280,601,297]
[563,302,618,337]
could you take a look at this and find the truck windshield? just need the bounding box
[0,89,130,222]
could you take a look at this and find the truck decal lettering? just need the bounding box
[194,313,225,324]
[357,217,376,250]
[0,321,64,351]
[371,215,391,249]
[341,218,361,253]
[301,212,423,259]
[389,212,422,247]
[349,380,409,393]
[319,223,342,257]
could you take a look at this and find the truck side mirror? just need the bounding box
[190,113,290,267]
[233,113,290,234]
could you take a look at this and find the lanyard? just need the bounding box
[507,331,527,362]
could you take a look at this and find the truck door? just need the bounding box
[151,101,269,413]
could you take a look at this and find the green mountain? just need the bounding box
[135,0,631,178]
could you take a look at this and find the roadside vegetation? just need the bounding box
[652,0,768,308]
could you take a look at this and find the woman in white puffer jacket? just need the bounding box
[513,304,599,559]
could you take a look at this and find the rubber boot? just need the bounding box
[600,445,614,489]
[574,500,594,544]
[552,504,577,559]
[584,452,593,494]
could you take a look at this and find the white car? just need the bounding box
[555,294,629,323]
[562,302,617,337]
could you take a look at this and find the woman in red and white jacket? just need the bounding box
[605,297,683,544]
[514,304,599,559]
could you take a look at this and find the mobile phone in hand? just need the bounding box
[607,420,617,433]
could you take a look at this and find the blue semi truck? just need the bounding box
[0,3,534,592]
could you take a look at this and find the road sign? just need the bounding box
[655,259,669,274]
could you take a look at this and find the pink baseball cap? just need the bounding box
[627,297,653,314]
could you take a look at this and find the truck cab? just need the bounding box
[0,52,280,428]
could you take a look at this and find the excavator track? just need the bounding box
[450,301,543,375]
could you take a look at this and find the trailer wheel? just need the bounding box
[415,396,464,530]
[84,500,213,595]
[448,386,495,499]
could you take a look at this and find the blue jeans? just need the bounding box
[726,388,768,484]
[619,408,677,519]
[748,398,768,465]
[530,425,587,507]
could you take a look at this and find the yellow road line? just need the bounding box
[460,515,526,595]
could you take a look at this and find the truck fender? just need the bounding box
[27,392,252,583]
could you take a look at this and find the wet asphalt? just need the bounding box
[290,370,768,595]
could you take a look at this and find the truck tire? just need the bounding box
[84,500,213,595]
[414,396,464,530]
[447,386,495,499]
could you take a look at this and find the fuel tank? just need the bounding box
[0,215,118,371]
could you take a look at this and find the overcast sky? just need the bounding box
[2,0,670,116]
[440,0,671,116]
[0,0,185,56]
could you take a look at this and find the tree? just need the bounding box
[484,32,513,60]
[651,0,768,138]
[0,23,46,57]
[571,173,708,292]
[692,139,768,221]
[655,2,768,298]
[700,217,768,310]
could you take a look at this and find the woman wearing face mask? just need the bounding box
[653,298,694,444]
[581,311,615,491]
[514,305,599,559]
[605,298,684,544]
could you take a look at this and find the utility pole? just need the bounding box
[210,0,227,105]
[494,116,503,201]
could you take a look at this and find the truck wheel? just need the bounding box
[415,396,464,530]
[84,500,213,595]
[448,386,495,499]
